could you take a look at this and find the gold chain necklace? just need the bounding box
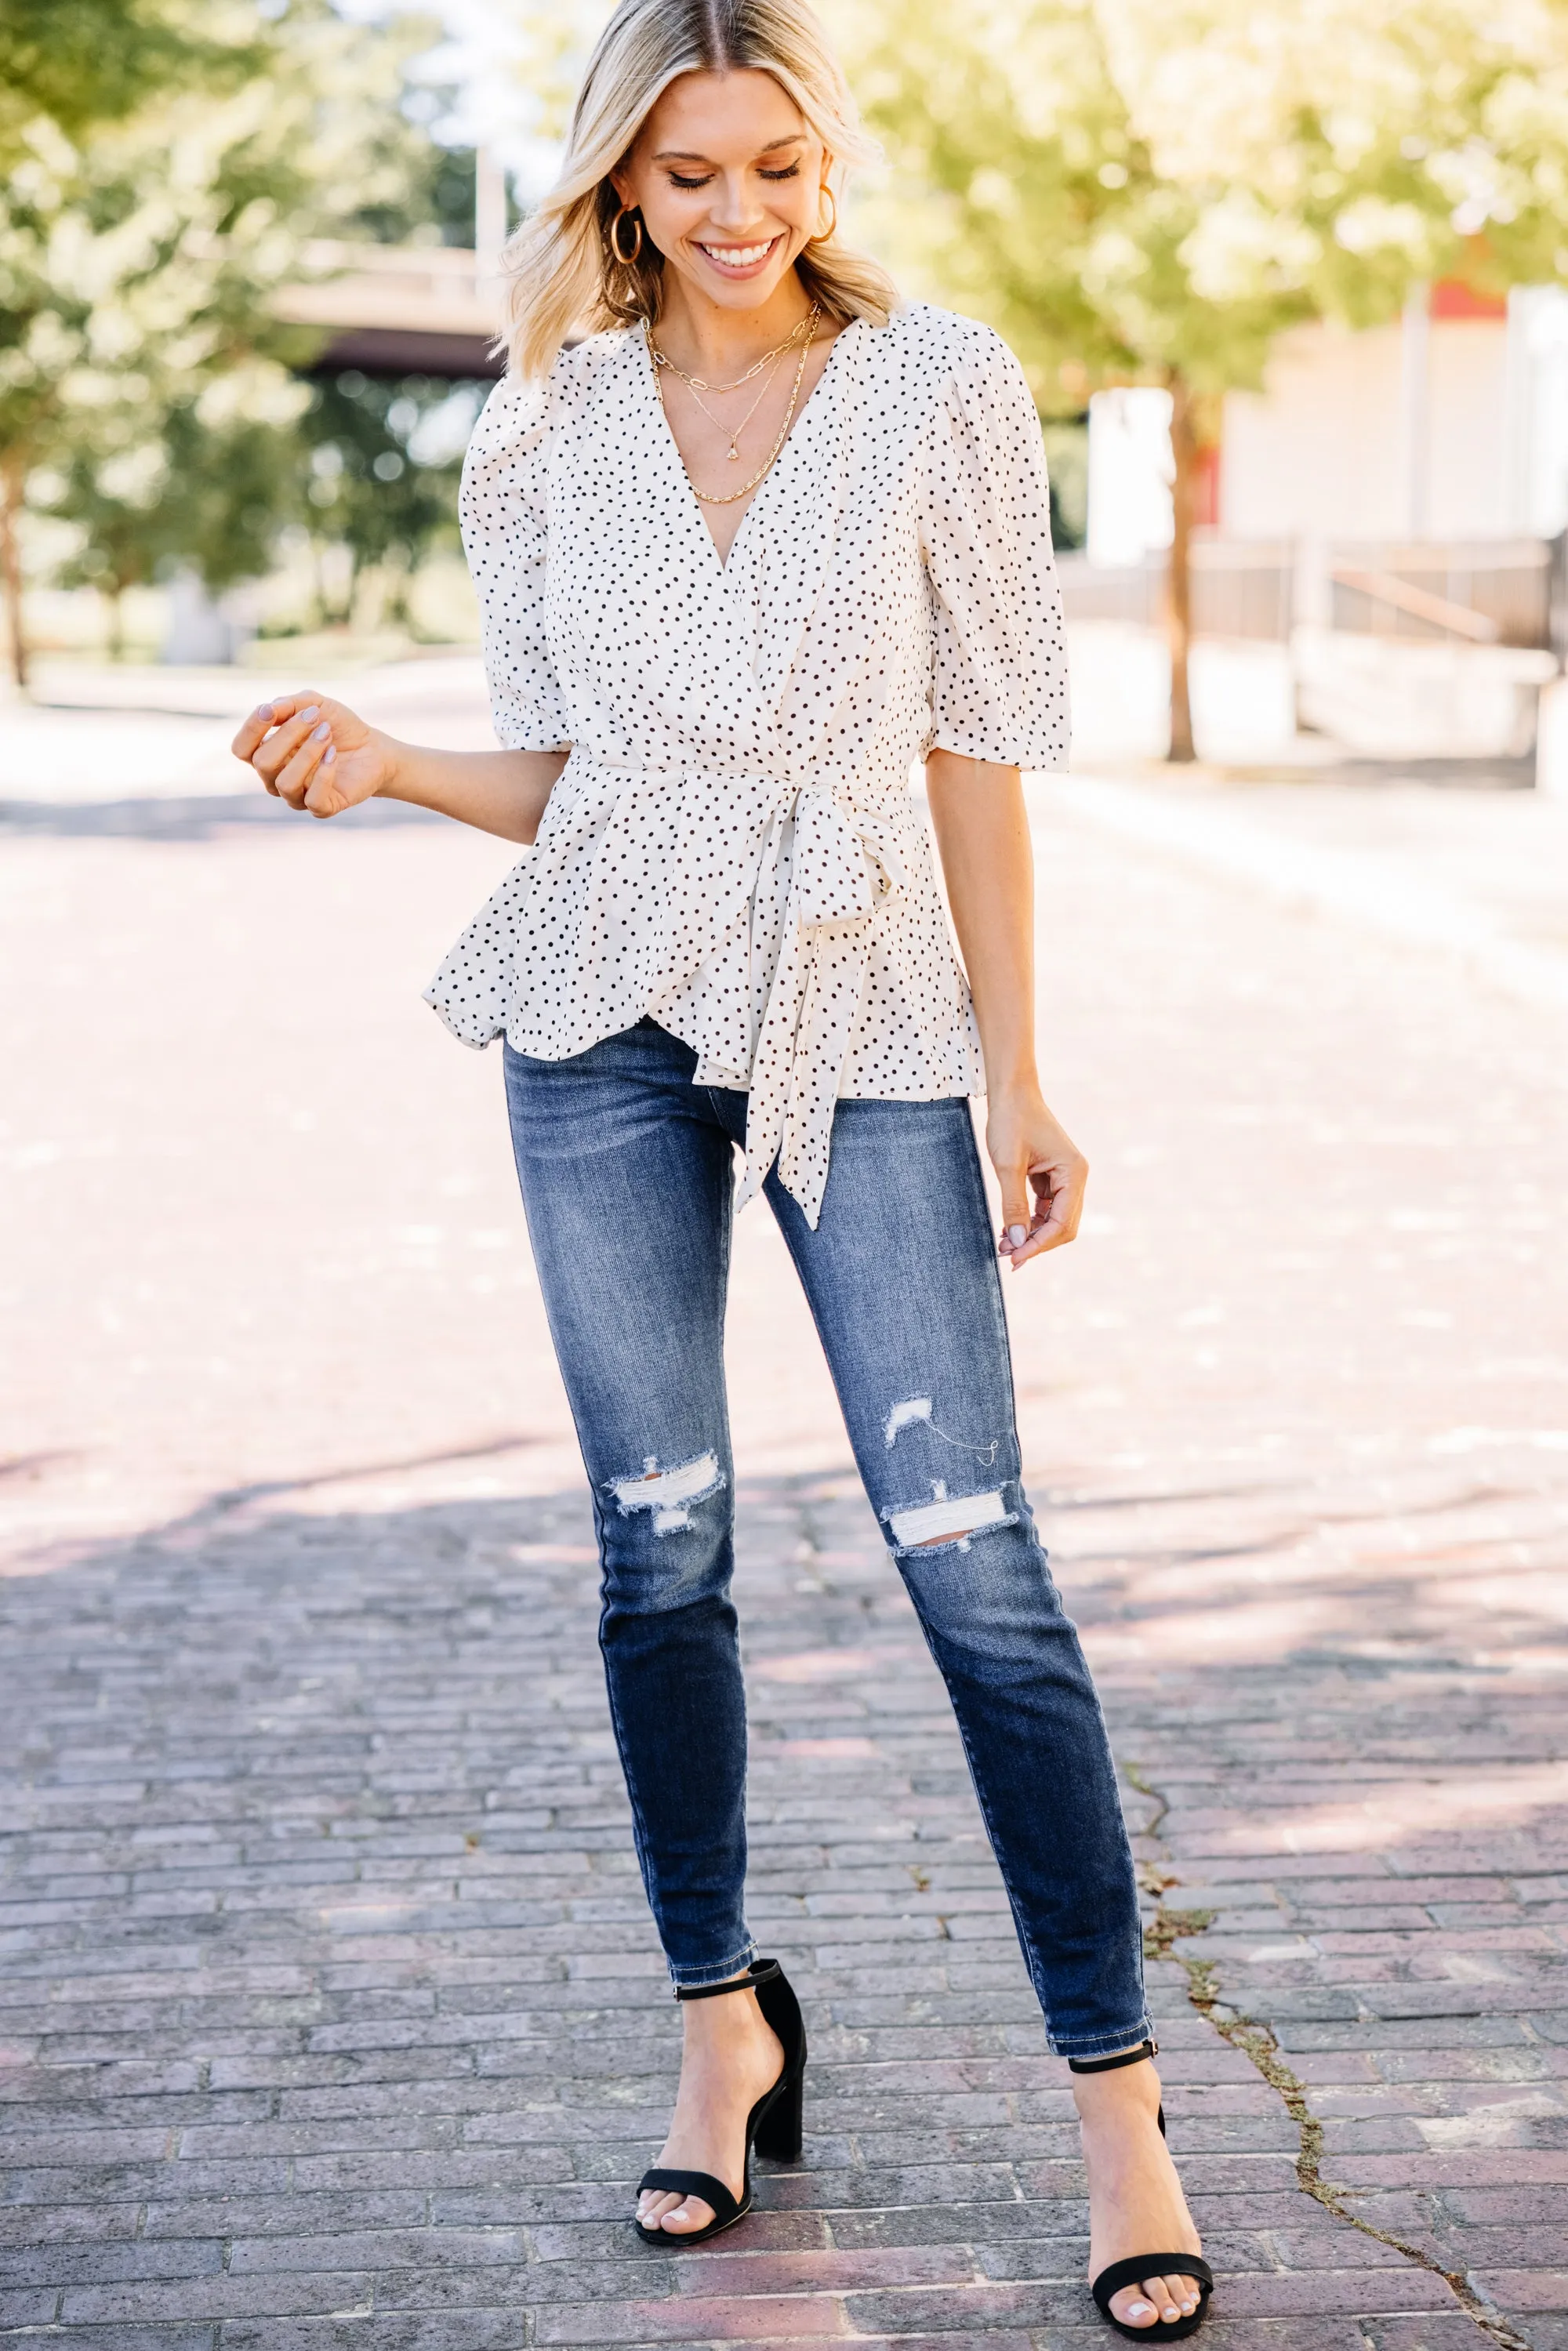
[648,319,816,506]
[669,340,791,462]
[648,305,818,394]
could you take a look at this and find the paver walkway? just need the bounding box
[2,670,1566,2347]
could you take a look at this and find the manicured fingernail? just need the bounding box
[256,702,274,720]
[322,744,336,763]
[311,721,329,741]
[1007,1224,1027,1248]
[300,705,320,721]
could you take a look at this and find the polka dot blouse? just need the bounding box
[426,302,1069,1228]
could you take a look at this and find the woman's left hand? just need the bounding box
[987,1087,1088,1272]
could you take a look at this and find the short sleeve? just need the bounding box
[459,371,570,753]
[920,330,1070,771]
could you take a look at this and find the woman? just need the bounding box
[231,0,1208,2334]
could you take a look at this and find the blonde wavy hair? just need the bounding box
[501,0,898,379]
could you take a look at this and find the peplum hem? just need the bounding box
[424,756,957,1227]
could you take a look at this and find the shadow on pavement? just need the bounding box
[2,1453,1564,2341]
[0,793,450,841]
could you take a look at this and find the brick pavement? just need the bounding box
[2,683,1566,2347]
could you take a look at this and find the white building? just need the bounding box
[1087,284,1568,560]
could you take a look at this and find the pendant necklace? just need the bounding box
[648,306,821,463]
[678,342,790,460]
[647,316,819,506]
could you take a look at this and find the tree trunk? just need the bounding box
[1166,371,1198,764]
[104,587,125,663]
[0,459,27,692]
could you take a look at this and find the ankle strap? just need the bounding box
[1067,2037,1158,2074]
[675,1958,780,2002]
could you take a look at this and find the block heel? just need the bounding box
[634,1957,808,2248]
[753,2064,803,2161]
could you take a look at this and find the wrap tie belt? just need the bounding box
[423,756,913,1229]
[737,778,908,1225]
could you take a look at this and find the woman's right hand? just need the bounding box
[230,691,394,818]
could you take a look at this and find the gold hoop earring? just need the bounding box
[809,186,837,244]
[609,205,643,265]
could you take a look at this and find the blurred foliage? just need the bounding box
[295,368,484,625]
[0,0,257,165]
[850,0,1568,412]
[353,138,481,249]
[1040,419,1089,550]
[0,0,456,677]
[847,0,1568,750]
[39,390,305,652]
[346,122,531,249]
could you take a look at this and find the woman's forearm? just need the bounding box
[376,737,570,844]
[924,749,1086,1266]
[924,749,1038,1094]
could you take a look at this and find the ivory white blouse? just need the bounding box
[426,302,1069,1227]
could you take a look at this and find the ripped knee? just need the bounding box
[884,1479,1016,1555]
[604,1449,724,1536]
[880,1392,1014,1553]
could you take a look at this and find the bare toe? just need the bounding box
[1107,2273,1201,2327]
[1109,2284,1161,2328]
[659,2196,715,2233]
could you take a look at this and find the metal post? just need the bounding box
[475,147,507,261]
[1400,284,1431,540]
[1548,529,1568,671]
[1503,288,1534,535]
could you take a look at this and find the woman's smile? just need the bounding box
[695,233,786,277]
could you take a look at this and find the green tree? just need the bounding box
[855,0,1568,757]
[36,376,306,657]
[352,137,482,250]
[0,0,250,163]
[0,0,437,684]
[295,368,478,629]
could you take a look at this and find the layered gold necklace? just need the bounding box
[670,340,792,463]
[646,304,822,506]
[648,307,818,395]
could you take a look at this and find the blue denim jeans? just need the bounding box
[503,1019,1149,2055]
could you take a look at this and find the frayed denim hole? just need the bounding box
[883,1393,1000,1466]
[605,1450,725,1536]
[882,1481,1014,1554]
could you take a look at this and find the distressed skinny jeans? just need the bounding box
[503,1018,1149,2056]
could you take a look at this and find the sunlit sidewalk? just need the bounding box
[2,668,1565,2346]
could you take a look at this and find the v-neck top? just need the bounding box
[426,302,1069,1228]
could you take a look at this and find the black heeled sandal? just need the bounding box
[1069,2039,1213,2342]
[634,1957,807,2248]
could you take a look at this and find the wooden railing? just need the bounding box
[1057,537,1555,649]
[274,241,505,338]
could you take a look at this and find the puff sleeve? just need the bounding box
[458,371,569,753]
[920,328,1070,771]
